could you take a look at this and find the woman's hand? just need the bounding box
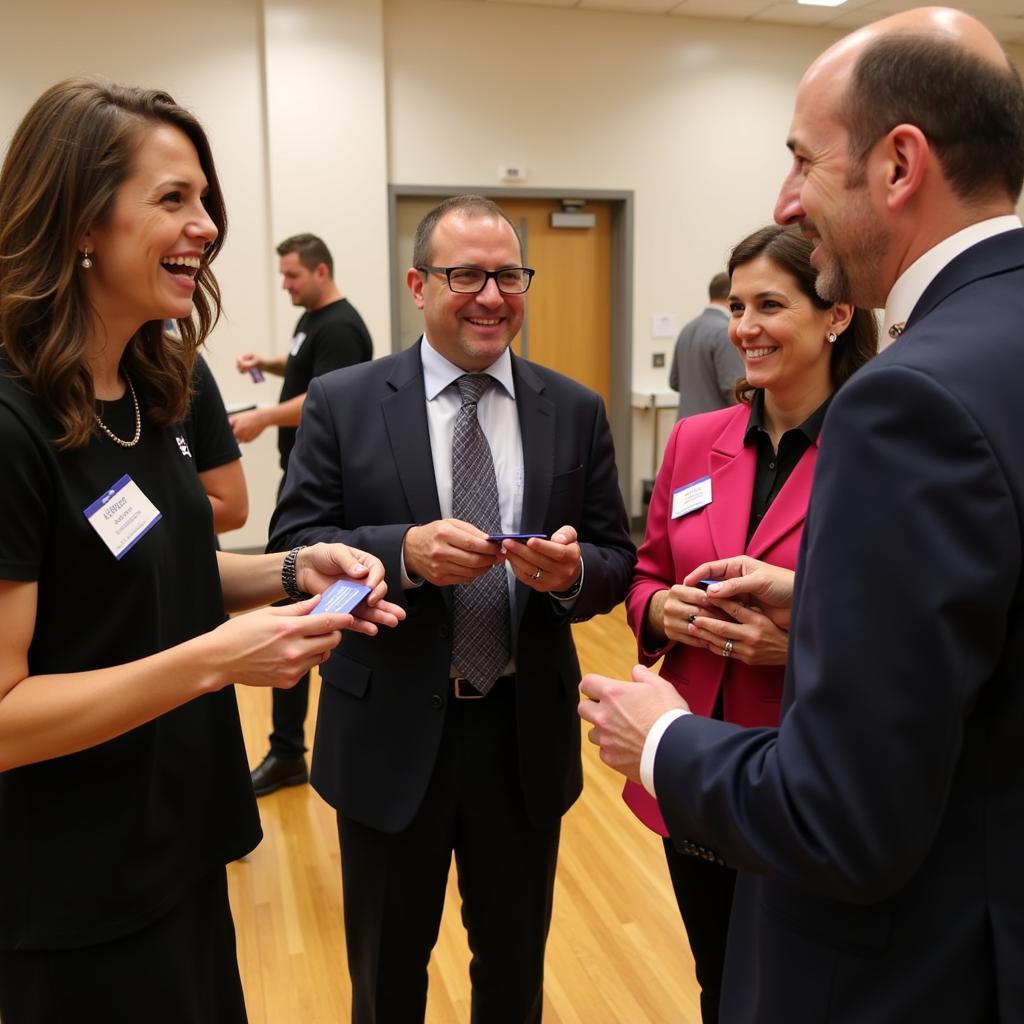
[647,585,734,649]
[685,595,789,666]
[295,542,406,630]
[208,598,368,689]
[683,556,795,630]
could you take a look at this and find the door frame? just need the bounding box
[388,184,634,514]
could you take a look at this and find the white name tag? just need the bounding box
[671,476,712,519]
[289,331,307,357]
[84,474,162,560]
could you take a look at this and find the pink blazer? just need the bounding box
[623,403,819,836]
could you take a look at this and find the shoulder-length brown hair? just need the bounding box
[727,225,877,405]
[0,78,226,448]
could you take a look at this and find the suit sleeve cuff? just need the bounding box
[641,708,691,797]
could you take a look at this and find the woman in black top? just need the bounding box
[0,79,402,1023]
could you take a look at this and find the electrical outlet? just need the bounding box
[652,352,665,368]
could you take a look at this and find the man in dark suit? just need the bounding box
[269,195,634,1023]
[667,271,740,419]
[580,9,1024,1022]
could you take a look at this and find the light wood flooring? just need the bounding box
[230,604,701,1023]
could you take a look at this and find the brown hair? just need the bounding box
[707,271,729,302]
[841,33,1024,202]
[277,233,334,277]
[0,78,226,448]
[412,195,522,269]
[727,225,877,404]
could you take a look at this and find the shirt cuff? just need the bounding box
[640,708,691,797]
[399,547,424,590]
[551,557,584,607]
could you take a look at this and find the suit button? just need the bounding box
[430,693,444,710]
[439,624,451,639]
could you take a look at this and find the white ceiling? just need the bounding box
[481,0,1024,44]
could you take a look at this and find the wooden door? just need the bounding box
[497,199,612,412]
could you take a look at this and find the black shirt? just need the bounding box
[744,389,832,545]
[278,297,373,470]
[0,368,261,950]
[181,354,241,475]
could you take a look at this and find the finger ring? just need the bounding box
[687,613,697,624]
[723,639,734,657]
[531,569,542,581]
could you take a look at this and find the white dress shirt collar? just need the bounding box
[420,334,516,401]
[883,215,1022,340]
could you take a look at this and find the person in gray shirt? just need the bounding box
[669,271,742,419]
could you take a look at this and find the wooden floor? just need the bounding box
[230,604,701,1023]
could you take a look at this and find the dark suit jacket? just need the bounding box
[654,229,1024,1022]
[269,341,635,834]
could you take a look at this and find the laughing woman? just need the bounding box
[0,80,402,1023]
[623,225,877,1023]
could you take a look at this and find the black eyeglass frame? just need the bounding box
[417,265,536,295]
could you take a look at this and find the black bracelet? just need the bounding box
[282,545,311,601]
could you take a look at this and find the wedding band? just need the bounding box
[531,569,542,581]
[723,639,734,657]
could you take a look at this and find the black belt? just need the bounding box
[451,675,514,700]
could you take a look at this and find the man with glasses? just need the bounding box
[580,8,1024,1022]
[269,194,634,1022]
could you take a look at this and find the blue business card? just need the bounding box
[311,580,372,615]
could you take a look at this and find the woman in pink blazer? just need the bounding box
[624,225,877,1022]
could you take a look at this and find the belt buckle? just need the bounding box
[453,678,485,700]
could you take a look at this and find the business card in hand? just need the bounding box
[311,580,372,615]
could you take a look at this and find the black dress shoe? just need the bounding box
[250,752,309,797]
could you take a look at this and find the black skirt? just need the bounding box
[0,866,247,1024]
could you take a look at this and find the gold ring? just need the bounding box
[532,569,542,581]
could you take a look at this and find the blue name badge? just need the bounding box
[671,475,712,519]
[310,579,372,615]
[83,474,162,559]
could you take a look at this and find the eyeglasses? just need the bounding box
[417,265,535,295]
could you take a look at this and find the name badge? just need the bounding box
[84,474,162,560]
[290,331,307,357]
[671,476,712,519]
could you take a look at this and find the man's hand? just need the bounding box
[578,665,689,783]
[229,407,268,443]
[501,525,582,593]
[236,352,264,374]
[684,556,795,630]
[403,519,504,587]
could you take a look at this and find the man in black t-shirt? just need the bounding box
[232,234,373,796]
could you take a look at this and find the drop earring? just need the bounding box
[81,249,93,270]
[826,331,837,345]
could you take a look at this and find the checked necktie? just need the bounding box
[450,373,510,694]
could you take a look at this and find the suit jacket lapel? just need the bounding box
[381,342,446,595]
[512,356,555,630]
[907,228,1024,331]
[706,409,756,560]
[747,444,817,558]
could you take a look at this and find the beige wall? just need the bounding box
[4,0,1024,529]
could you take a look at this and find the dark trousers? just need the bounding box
[663,838,737,1024]
[0,866,246,1024]
[268,468,308,758]
[269,670,309,757]
[337,678,561,1024]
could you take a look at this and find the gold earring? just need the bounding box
[81,249,93,270]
